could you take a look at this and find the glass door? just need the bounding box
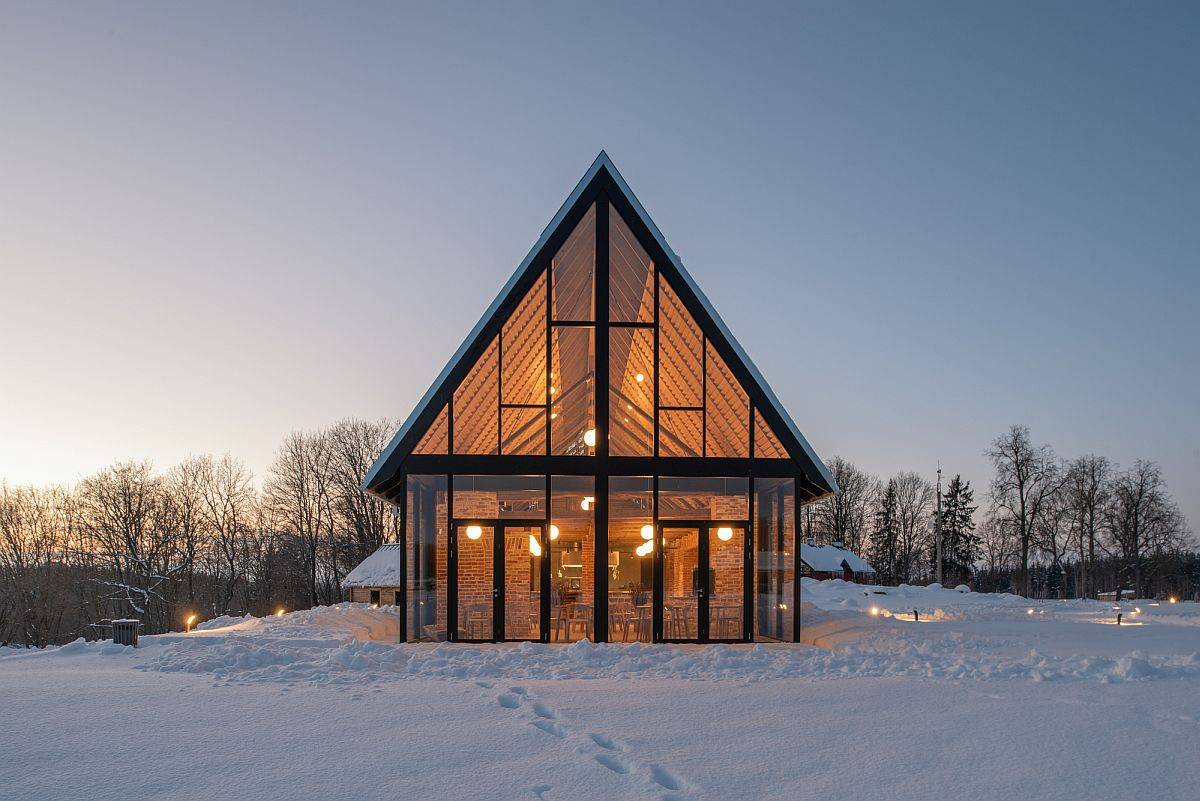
[658,522,748,642]
[660,524,701,641]
[454,523,495,642]
[501,524,545,642]
[708,525,746,641]
[453,521,547,642]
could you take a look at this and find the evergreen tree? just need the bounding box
[938,474,978,585]
[870,479,899,584]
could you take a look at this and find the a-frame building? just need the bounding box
[363,152,835,645]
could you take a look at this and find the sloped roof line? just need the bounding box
[362,153,611,489]
[363,151,836,494]
[601,156,837,493]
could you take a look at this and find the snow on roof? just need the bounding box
[342,544,403,588]
[800,543,875,574]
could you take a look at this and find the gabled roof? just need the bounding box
[362,152,836,497]
[342,544,403,588]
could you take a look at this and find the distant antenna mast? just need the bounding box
[935,464,943,586]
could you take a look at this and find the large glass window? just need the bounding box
[753,408,789,459]
[552,204,596,321]
[501,270,547,406]
[754,478,795,642]
[551,476,594,642]
[407,475,447,642]
[453,337,499,455]
[609,209,654,323]
[453,475,546,520]
[609,327,654,456]
[659,476,749,520]
[550,326,596,455]
[413,405,448,454]
[608,476,653,642]
[658,278,703,408]
[501,407,546,455]
[705,342,749,457]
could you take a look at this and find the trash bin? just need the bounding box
[112,619,140,647]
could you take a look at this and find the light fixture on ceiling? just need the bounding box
[529,535,543,557]
[640,524,654,541]
[717,526,734,542]
[635,372,645,383]
[466,525,483,541]
[635,540,654,557]
[580,496,594,511]
[549,524,560,541]
[584,428,597,447]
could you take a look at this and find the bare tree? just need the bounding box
[978,513,1019,577]
[265,430,337,607]
[75,461,181,630]
[0,484,77,646]
[166,457,208,610]
[1064,455,1111,599]
[812,456,876,553]
[328,418,402,574]
[1104,460,1188,596]
[892,471,935,583]
[198,454,257,614]
[1034,484,1072,598]
[986,426,1064,596]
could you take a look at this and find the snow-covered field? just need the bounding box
[3,581,1199,801]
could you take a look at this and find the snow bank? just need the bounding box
[131,601,1200,687]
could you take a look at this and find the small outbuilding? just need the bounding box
[343,543,404,607]
[800,542,876,584]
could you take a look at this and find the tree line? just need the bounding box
[801,425,1193,598]
[0,418,400,647]
[2,420,1193,647]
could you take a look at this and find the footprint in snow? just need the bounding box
[649,765,686,792]
[531,701,559,720]
[588,733,625,751]
[529,785,552,800]
[497,693,522,709]
[475,680,494,689]
[531,719,568,738]
[509,686,529,695]
[594,752,632,775]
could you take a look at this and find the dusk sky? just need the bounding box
[2,3,1197,526]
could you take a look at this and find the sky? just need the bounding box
[1,2,1197,529]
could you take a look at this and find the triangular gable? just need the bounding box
[363,152,836,498]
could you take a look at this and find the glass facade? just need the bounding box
[377,176,828,645]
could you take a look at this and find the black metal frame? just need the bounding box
[448,518,548,643]
[657,520,752,644]
[372,158,829,645]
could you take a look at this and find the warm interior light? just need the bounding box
[583,428,597,447]
[549,524,560,541]
[635,540,654,557]
[550,386,556,395]
[466,525,483,540]
[716,526,733,542]
[580,496,594,511]
[529,534,543,557]
[550,412,558,420]
[635,372,645,383]
[640,524,654,540]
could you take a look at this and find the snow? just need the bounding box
[341,542,403,588]
[799,542,875,574]
[3,584,1200,800]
